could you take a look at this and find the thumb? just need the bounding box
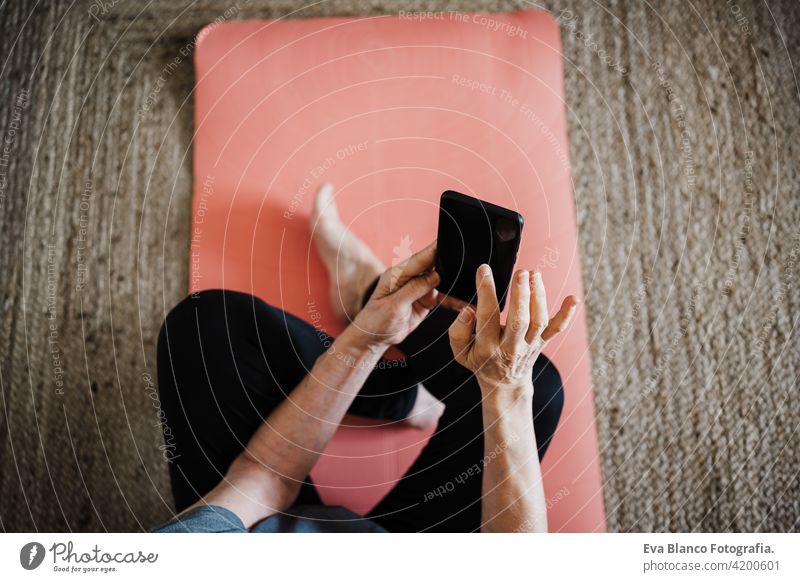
[449,306,476,364]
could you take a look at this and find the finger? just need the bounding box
[449,305,477,363]
[437,294,470,311]
[385,241,437,292]
[416,288,439,311]
[525,271,549,343]
[541,295,579,342]
[502,270,531,348]
[475,264,501,344]
[397,270,440,304]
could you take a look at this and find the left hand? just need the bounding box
[352,241,454,348]
[448,266,578,394]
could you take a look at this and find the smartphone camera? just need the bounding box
[494,217,518,243]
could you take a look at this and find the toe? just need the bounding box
[312,183,337,222]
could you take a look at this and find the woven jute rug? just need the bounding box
[0,0,797,531]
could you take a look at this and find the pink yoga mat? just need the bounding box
[191,10,605,531]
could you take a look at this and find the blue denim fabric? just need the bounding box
[152,505,247,533]
[151,504,386,533]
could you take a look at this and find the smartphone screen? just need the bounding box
[435,191,523,310]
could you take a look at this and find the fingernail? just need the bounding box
[458,307,474,323]
[533,271,542,282]
[478,264,492,278]
[517,270,529,284]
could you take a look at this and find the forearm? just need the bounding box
[197,325,386,527]
[479,384,547,532]
[242,325,384,483]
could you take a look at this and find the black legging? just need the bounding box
[157,288,563,532]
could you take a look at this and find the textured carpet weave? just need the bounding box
[0,0,798,532]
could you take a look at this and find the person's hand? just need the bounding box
[351,241,446,349]
[448,265,579,394]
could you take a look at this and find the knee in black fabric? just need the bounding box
[156,289,280,407]
[159,289,249,341]
[531,354,564,460]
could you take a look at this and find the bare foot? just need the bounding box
[404,383,445,430]
[310,183,386,323]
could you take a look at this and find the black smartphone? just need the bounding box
[435,190,524,310]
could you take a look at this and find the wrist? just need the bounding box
[478,376,533,398]
[480,379,533,412]
[337,324,390,359]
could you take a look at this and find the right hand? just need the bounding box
[351,242,442,349]
[448,265,579,393]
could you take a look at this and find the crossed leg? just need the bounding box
[156,288,563,531]
[365,301,564,532]
[156,289,421,512]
